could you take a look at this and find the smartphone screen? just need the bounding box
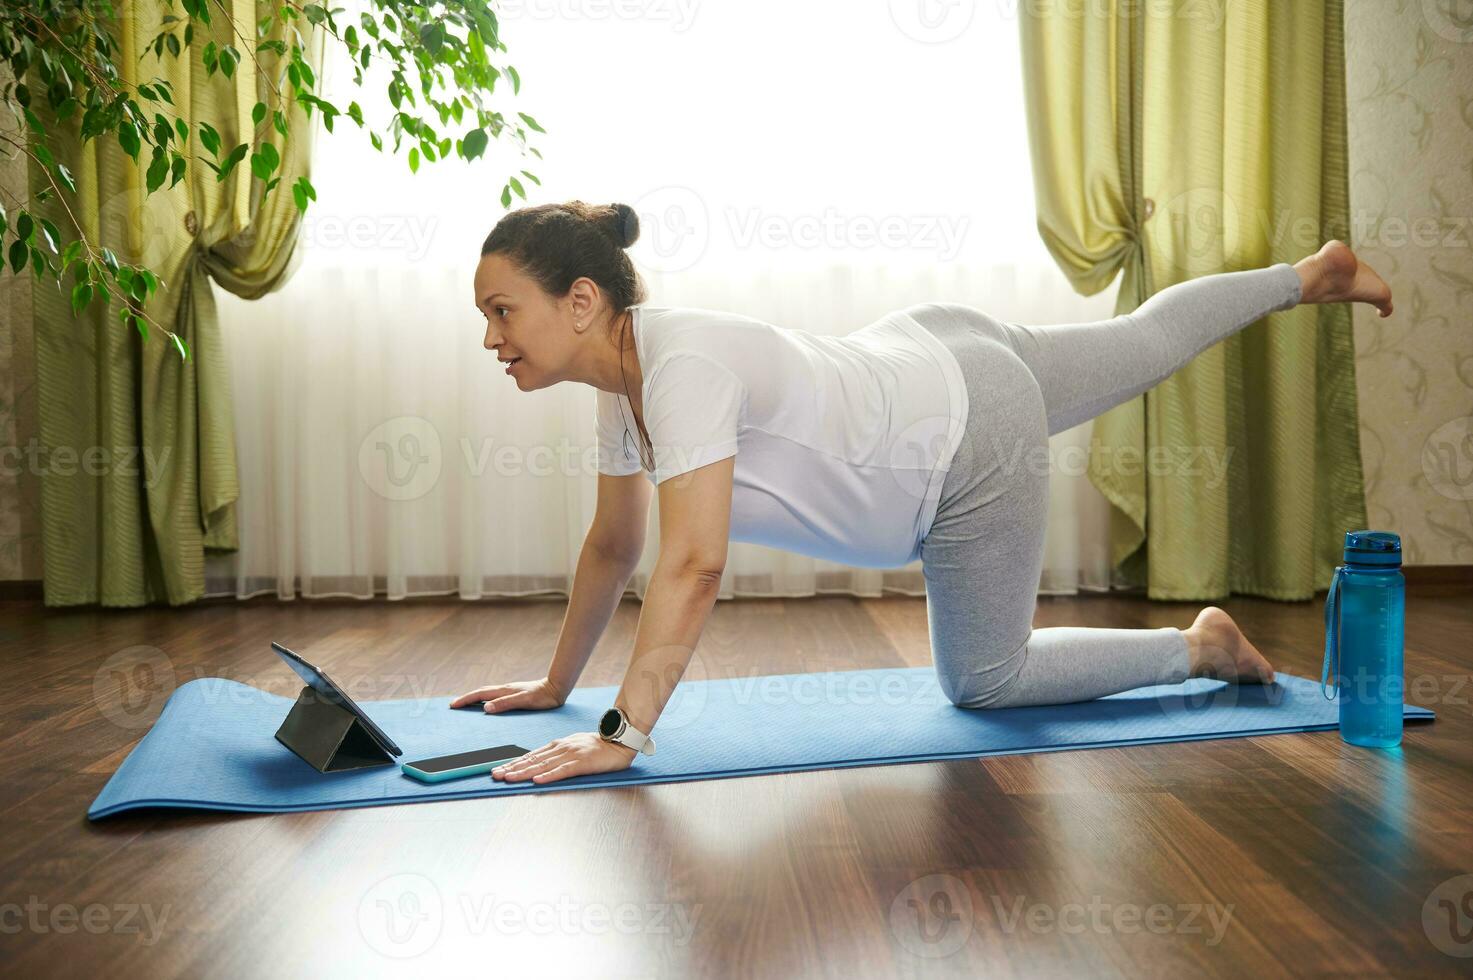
[407,744,529,774]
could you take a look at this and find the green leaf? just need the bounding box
[500,184,511,208]
[16,213,33,243]
[463,127,488,161]
[517,112,545,134]
[118,121,141,160]
[217,143,249,180]
[199,122,221,156]
[250,141,280,180]
[146,149,169,192]
[509,176,525,200]
[34,144,55,168]
[507,65,520,95]
[8,239,26,273]
[252,101,267,126]
[171,332,190,361]
[71,282,93,315]
[408,147,419,173]
[39,218,60,253]
[54,163,77,194]
[419,22,445,54]
[61,239,82,270]
[170,155,187,187]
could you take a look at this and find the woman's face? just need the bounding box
[473,252,582,392]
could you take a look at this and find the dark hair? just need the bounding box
[480,201,648,316]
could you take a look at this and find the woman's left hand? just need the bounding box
[491,732,637,784]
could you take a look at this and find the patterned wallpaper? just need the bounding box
[2,12,1471,581]
[1345,2,1473,564]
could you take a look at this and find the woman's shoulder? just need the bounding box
[635,304,782,367]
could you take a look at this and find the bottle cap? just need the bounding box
[1343,530,1401,566]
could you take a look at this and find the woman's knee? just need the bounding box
[934,634,1030,710]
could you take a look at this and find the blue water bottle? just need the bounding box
[1321,530,1405,747]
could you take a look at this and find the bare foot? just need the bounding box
[1293,240,1394,317]
[1184,606,1275,685]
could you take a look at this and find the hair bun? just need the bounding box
[608,203,640,249]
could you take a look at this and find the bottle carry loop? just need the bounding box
[1320,564,1344,701]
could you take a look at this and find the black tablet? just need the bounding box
[271,641,403,757]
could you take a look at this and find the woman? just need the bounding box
[452,200,1394,786]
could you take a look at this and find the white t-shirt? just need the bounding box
[594,304,969,568]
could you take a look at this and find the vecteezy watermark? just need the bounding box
[0,439,175,487]
[297,213,440,262]
[91,645,449,731]
[889,874,975,958]
[1423,874,1473,958]
[356,874,703,959]
[93,645,179,731]
[496,0,701,31]
[889,0,976,43]
[630,186,711,274]
[0,898,171,945]
[892,0,1229,44]
[725,207,971,262]
[989,894,1235,946]
[1421,415,1473,501]
[982,431,1238,486]
[358,874,443,959]
[358,415,444,502]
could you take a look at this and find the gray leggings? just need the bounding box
[910,263,1303,708]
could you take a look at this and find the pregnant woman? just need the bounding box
[453,200,1394,786]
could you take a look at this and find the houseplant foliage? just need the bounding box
[0,0,544,359]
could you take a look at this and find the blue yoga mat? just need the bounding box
[87,668,1434,819]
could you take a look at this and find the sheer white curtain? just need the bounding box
[204,0,1120,601]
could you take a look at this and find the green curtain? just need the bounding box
[30,1,323,606]
[1019,0,1366,600]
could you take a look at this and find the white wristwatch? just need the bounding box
[598,706,656,756]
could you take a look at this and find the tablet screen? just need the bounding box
[271,642,403,756]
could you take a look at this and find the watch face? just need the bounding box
[599,708,622,738]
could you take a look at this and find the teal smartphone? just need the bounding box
[401,744,531,783]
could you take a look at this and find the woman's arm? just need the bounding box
[492,456,734,783]
[450,470,651,712]
[543,471,655,700]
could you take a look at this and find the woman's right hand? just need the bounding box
[449,677,566,714]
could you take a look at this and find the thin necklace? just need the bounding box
[617,310,655,472]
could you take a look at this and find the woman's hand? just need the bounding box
[491,732,636,784]
[449,677,566,714]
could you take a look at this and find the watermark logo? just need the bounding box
[889,0,976,43]
[889,873,975,958]
[358,415,443,502]
[357,873,444,959]
[1422,874,1473,958]
[93,645,177,730]
[1156,186,1244,280]
[630,186,710,273]
[1421,415,1473,501]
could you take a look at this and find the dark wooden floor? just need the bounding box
[1,589,1470,977]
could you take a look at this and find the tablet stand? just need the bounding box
[274,686,396,773]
